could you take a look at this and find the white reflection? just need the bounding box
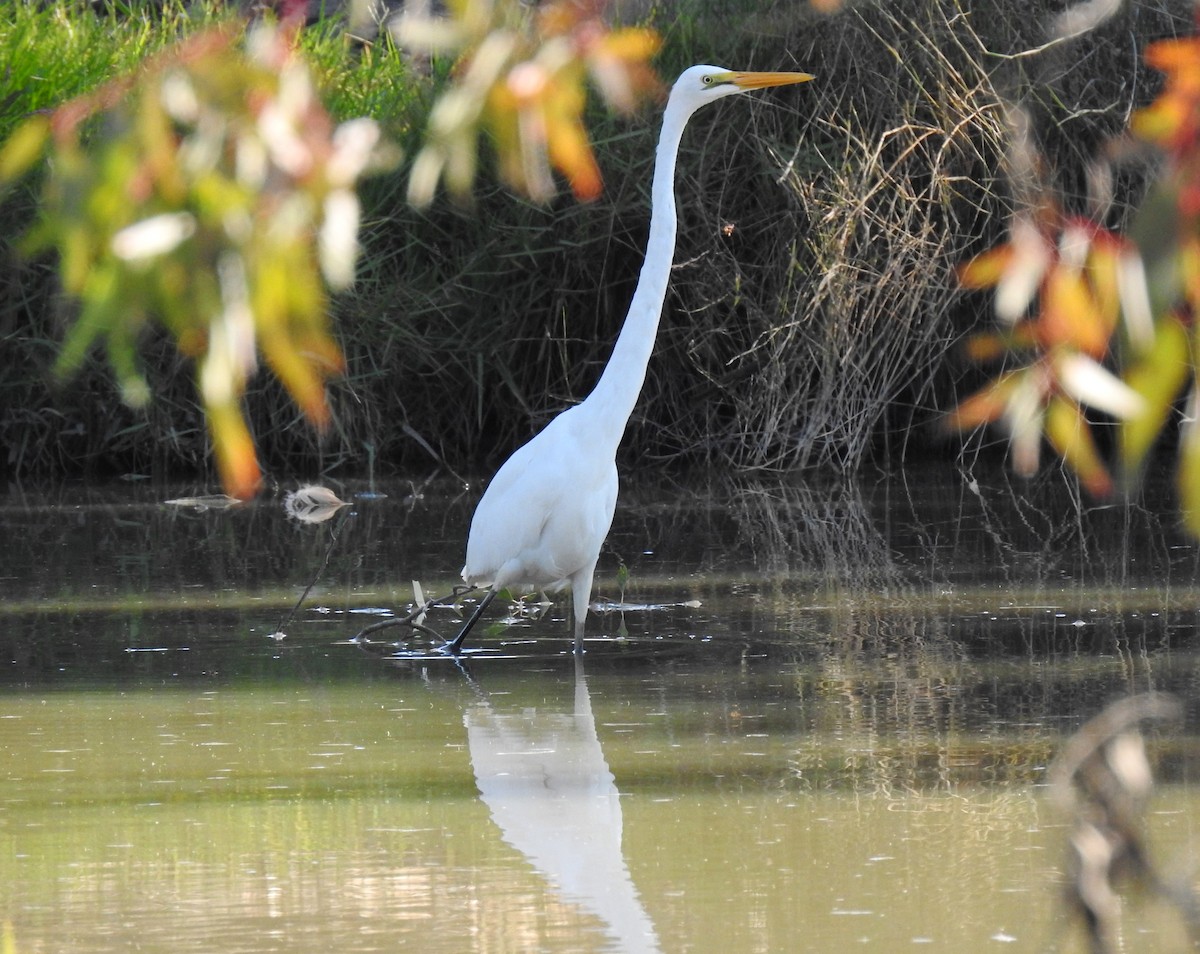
[465,656,661,953]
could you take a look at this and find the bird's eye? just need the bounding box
[702,75,714,86]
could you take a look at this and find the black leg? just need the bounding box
[446,588,497,654]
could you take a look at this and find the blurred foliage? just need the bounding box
[0,19,393,498]
[950,11,1200,532]
[396,0,663,206]
[0,0,666,497]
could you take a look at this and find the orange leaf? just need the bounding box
[262,330,336,427]
[944,373,1018,431]
[207,398,262,500]
[547,115,602,201]
[963,332,1009,363]
[1144,36,1200,76]
[963,324,1039,362]
[543,80,602,201]
[957,245,1013,289]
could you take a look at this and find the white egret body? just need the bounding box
[451,65,813,654]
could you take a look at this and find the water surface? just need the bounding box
[1,466,1198,952]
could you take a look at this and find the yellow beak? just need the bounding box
[730,71,815,89]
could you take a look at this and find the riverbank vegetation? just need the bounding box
[0,0,1190,488]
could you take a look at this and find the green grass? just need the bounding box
[0,0,1191,485]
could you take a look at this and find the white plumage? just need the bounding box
[450,64,813,653]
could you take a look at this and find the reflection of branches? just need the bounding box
[616,471,908,584]
[728,476,906,587]
[1049,693,1200,953]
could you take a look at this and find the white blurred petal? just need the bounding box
[407,147,446,207]
[328,118,381,186]
[160,71,198,122]
[390,14,465,52]
[1056,352,1144,419]
[1051,0,1122,40]
[1004,370,1044,476]
[111,212,196,261]
[236,134,268,189]
[320,190,362,289]
[463,30,519,96]
[200,256,257,409]
[1058,223,1091,271]
[277,61,315,120]
[996,216,1051,323]
[1117,249,1154,350]
[258,102,311,178]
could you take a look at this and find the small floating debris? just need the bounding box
[283,485,350,523]
[164,494,243,511]
[591,598,702,614]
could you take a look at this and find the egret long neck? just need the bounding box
[578,99,692,449]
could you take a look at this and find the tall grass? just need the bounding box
[0,0,1191,484]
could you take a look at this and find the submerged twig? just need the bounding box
[270,503,351,639]
[352,583,480,644]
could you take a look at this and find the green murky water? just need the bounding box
[1,467,1198,952]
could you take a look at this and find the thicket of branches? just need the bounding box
[0,0,1189,484]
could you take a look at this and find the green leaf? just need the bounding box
[1119,316,1190,477]
[108,317,151,409]
[1130,181,1184,320]
[54,266,122,380]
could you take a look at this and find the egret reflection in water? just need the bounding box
[464,656,661,953]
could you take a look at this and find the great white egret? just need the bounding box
[449,64,813,655]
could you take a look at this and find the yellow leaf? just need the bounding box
[1042,267,1109,357]
[0,115,50,189]
[1045,395,1113,498]
[1130,97,1187,145]
[598,28,662,62]
[1084,232,1122,336]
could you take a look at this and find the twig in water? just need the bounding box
[270,505,351,639]
[352,583,480,644]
